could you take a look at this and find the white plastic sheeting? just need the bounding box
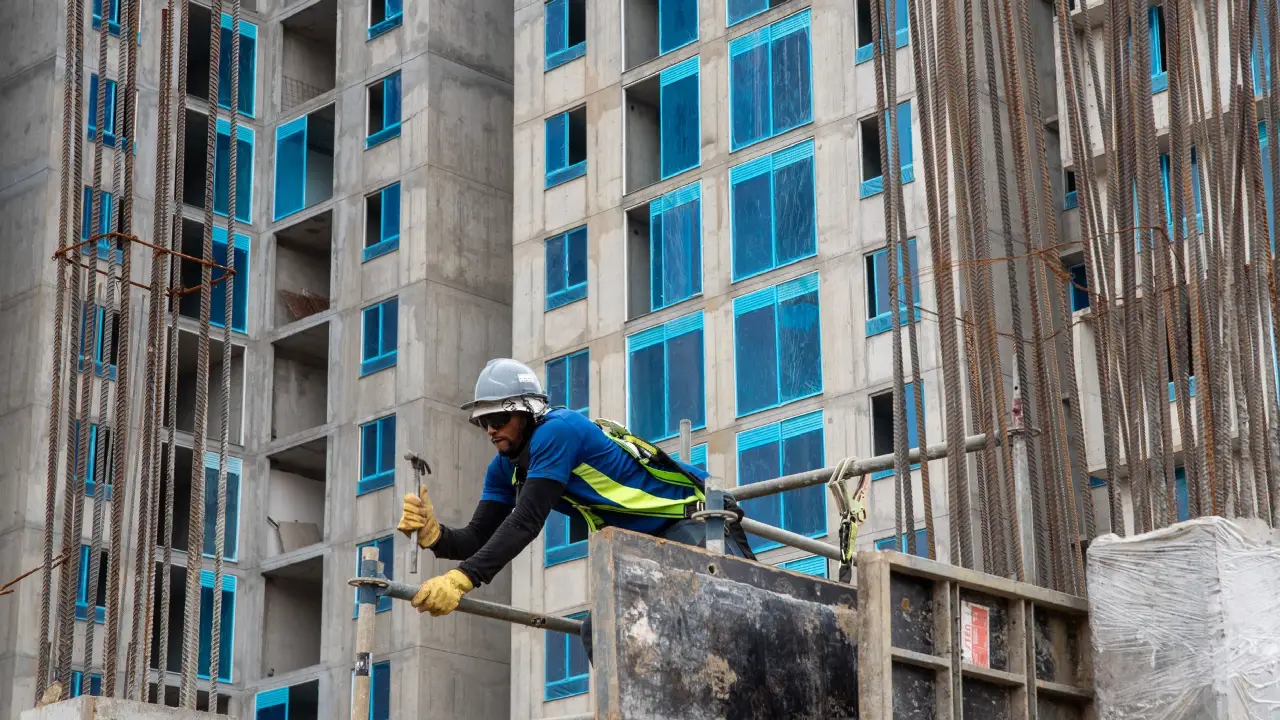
[1087,516,1280,719]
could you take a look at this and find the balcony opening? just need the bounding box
[274,209,333,329]
[266,437,327,558]
[271,326,330,441]
[281,0,338,114]
[170,329,246,446]
[262,555,324,676]
[625,204,654,319]
[624,76,662,192]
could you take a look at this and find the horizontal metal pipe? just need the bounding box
[738,518,844,562]
[378,580,584,635]
[732,433,991,501]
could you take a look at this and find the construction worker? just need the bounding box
[396,358,754,662]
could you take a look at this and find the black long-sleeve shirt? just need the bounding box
[429,478,566,586]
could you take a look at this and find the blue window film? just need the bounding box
[545,611,590,699]
[218,15,257,116]
[545,0,586,69]
[179,229,249,333]
[70,671,103,697]
[1191,148,1205,232]
[860,101,915,197]
[370,661,391,720]
[627,311,706,441]
[213,118,253,223]
[870,383,923,480]
[547,349,590,414]
[865,239,921,336]
[1069,263,1090,311]
[734,272,822,417]
[544,509,590,566]
[74,423,115,500]
[1159,153,1176,239]
[87,74,118,147]
[659,0,698,55]
[254,688,289,720]
[201,452,241,561]
[78,305,119,380]
[1149,6,1168,93]
[730,139,817,281]
[196,571,236,683]
[875,528,928,555]
[780,554,827,577]
[546,108,588,187]
[728,0,768,26]
[1174,466,1189,522]
[672,443,707,471]
[649,182,703,311]
[546,226,588,310]
[359,415,397,495]
[367,72,402,149]
[360,297,398,375]
[737,410,827,553]
[81,186,124,262]
[364,182,401,261]
[1254,4,1272,95]
[729,10,813,151]
[75,545,107,623]
[1064,170,1078,210]
[92,0,121,34]
[369,0,405,39]
[354,536,394,614]
[1263,124,1276,252]
[854,0,910,64]
[273,115,307,220]
[660,57,701,179]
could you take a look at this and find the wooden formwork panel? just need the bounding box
[857,551,1094,720]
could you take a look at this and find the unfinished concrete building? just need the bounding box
[507,0,1065,714]
[0,0,514,716]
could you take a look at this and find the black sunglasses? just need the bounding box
[476,412,514,431]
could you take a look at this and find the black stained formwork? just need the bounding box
[589,528,860,720]
[857,551,1095,720]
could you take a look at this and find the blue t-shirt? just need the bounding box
[480,409,708,534]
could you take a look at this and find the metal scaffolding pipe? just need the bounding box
[738,518,843,562]
[373,579,585,635]
[732,433,991,501]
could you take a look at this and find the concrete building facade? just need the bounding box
[0,0,515,717]
[506,0,1062,715]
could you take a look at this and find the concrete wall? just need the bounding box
[261,577,323,676]
[271,353,328,438]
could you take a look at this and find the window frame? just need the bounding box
[1068,263,1090,312]
[360,297,399,376]
[658,0,699,56]
[546,349,590,415]
[1149,5,1168,93]
[869,382,924,480]
[364,182,402,262]
[80,186,125,264]
[368,0,405,40]
[358,414,397,495]
[544,509,590,566]
[366,71,403,149]
[213,118,255,224]
[545,107,588,188]
[732,271,823,418]
[545,0,586,70]
[200,451,242,563]
[658,56,702,180]
[865,238,922,336]
[728,9,814,152]
[209,227,251,334]
[79,304,120,381]
[354,536,395,614]
[647,181,704,312]
[625,310,707,442]
[92,0,121,34]
[78,422,115,500]
[75,544,107,623]
[544,610,590,700]
[545,226,589,310]
[195,571,237,683]
[779,554,827,577]
[217,14,258,117]
[729,138,818,282]
[735,410,828,553]
[1064,170,1078,210]
[854,0,910,64]
[87,74,119,147]
[70,670,103,698]
[874,528,929,555]
[859,101,915,198]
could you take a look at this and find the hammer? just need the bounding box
[403,451,432,574]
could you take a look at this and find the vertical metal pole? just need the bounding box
[679,419,692,464]
[352,546,378,720]
[1012,394,1038,585]
[705,489,726,555]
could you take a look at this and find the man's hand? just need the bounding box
[411,569,474,616]
[396,487,441,548]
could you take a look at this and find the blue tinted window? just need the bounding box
[1149,6,1168,92]
[217,16,258,116]
[360,298,399,375]
[367,72,402,148]
[359,415,396,495]
[546,107,588,187]
[860,101,914,197]
[87,74,118,146]
[75,544,107,623]
[80,186,123,262]
[673,443,708,471]
[659,0,698,55]
[649,182,703,312]
[729,11,813,151]
[1253,5,1272,94]
[854,0,909,63]
[875,528,928,555]
[213,119,254,223]
[364,183,401,261]
[730,139,817,281]
[546,226,588,310]
[201,453,242,561]
[355,536,394,614]
[737,411,827,553]
[547,349,590,414]
[734,272,822,417]
[545,611,590,699]
[545,0,586,69]
[545,509,590,566]
[70,671,103,698]
[274,116,307,220]
[780,554,826,577]
[870,383,923,480]
[1263,124,1275,252]
[196,572,236,683]
[369,0,405,39]
[92,0,120,33]
[865,239,921,336]
[627,312,706,441]
[660,57,701,179]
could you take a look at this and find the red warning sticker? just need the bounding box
[961,601,991,669]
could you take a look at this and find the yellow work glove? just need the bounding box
[396,486,440,549]
[411,569,474,616]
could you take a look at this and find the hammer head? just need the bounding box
[403,451,432,475]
